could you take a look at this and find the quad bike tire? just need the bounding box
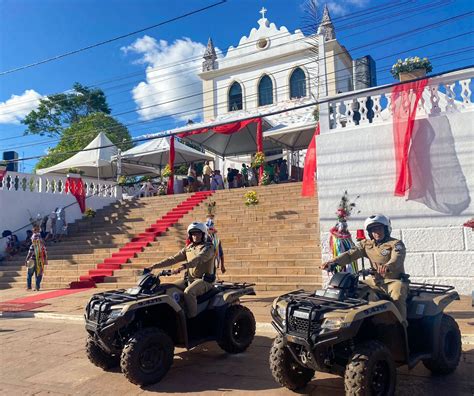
[218,305,256,354]
[422,314,461,375]
[344,340,396,396]
[121,327,174,386]
[85,335,120,370]
[269,335,315,391]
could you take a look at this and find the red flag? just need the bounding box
[392,79,428,196]
[301,124,320,197]
[167,136,175,195]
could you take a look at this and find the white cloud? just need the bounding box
[0,90,42,124]
[122,35,219,122]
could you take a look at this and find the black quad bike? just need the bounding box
[85,270,256,385]
[269,267,462,395]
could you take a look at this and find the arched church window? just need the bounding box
[290,67,307,99]
[228,82,243,111]
[258,75,273,106]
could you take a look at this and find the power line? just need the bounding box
[4,64,472,167]
[0,2,467,127]
[0,0,429,111]
[0,1,228,76]
[3,62,473,160]
[2,27,472,152]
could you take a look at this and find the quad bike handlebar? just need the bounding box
[141,268,173,277]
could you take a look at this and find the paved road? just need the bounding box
[0,317,473,396]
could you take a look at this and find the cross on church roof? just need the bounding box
[259,7,267,19]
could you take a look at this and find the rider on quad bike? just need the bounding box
[147,222,216,318]
[323,214,409,326]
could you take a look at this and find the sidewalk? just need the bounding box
[0,286,472,342]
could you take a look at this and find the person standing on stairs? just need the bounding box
[206,218,226,276]
[25,226,48,291]
[147,222,215,318]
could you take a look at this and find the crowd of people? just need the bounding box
[186,159,290,191]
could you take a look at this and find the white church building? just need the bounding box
[160,6,376,173]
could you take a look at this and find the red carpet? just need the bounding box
[72,191,214,288]
[0,302,49,312]
[5,288,90,304]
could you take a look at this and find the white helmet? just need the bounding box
[187,222,208,237]
[364,214,392,235]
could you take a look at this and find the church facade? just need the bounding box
[199,6,375,125]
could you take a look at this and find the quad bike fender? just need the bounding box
[344,299,405,325]
[209,287,256,308]
[433,291,460,313]
[121,294,182,314]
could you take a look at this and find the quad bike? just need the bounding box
[269,267,462,395]
[84,269,256,385]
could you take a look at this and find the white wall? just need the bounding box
[0,188,117,244]
[317,111,474,295]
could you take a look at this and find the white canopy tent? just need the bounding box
[263,123,317,151]
[36,132,159,179]
[118,136,214,168]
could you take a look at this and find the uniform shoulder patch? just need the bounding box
[394,242,405,252]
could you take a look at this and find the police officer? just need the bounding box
[322,214,409,326]
[148,222,215,318]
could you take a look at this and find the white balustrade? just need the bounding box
[326,68,473,130]
[0,171,118,199]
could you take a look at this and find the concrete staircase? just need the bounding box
[0,183,322,292]
[0,192,211,290]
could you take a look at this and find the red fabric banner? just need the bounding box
[392,79,428,196]
[0,169,7,183]
[177,117,261,138]
[301,124,320,197]
[176,117,263,182]
[65,177,86,213]
[167,136,175,195]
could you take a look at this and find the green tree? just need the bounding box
[22,83,111,137]
[35,113,133,170]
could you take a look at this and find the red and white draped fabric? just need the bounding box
[0,168,6,183]
[65,177,86,213]
[391,79,428,196]
[167,136,175,195]
[176,117,264,185]
[301,124,320,197]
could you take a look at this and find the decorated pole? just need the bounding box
[328,191,360,273]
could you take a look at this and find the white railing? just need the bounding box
[326,68,473,130]
[0,171,119,199]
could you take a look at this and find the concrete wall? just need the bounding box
[0,189,117,245]
[317,111,474,294]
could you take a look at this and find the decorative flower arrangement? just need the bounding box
[330,190,360,238]
[260,170,270,186]
[244,190,259,206]
[391,56,433,80]
[252,151,265,168]
[206,200,217,217]
[162,164,172,178]
[327,191,361,274]
[158,184,166,195]
[83,208,96,218]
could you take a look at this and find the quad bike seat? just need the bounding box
[196,286,221,304]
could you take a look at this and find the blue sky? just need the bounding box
[0,0,473,172]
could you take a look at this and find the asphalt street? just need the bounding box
[0,317,473,395]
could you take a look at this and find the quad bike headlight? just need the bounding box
[107,308,124,321]
[276,305,287,319]
[321,318,345,331]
